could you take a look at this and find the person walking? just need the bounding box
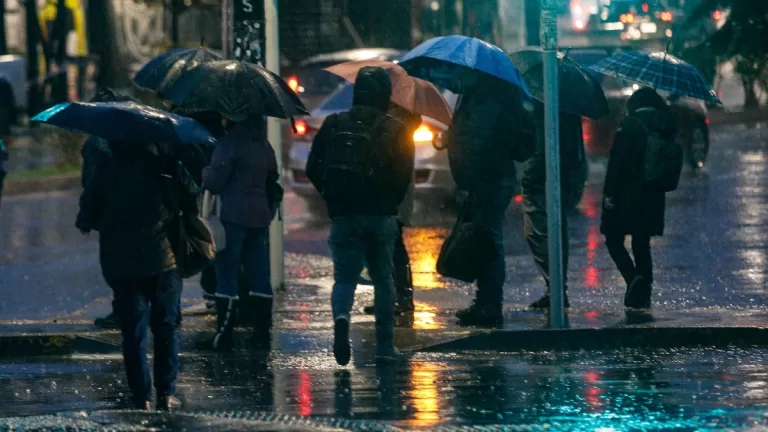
[448,82,534,327]
[202,115,279,352]
[306,66,414,365]
[76,140,199,410]
[81,88,136,330]
[363,103,419,316]
[524,107,586,309]
[601,87,677,309]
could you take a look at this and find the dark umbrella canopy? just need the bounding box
[133,48,222,96]
[509,49,609,120]
[165,60,309,119]
[31,102,217,146]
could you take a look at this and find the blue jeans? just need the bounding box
[329,215,397,334]
[216,222,272,298]
[110,269,182,406]
[467,184,516,306]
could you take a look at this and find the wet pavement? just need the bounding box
[1,348,767,429]
[1,122,768,427]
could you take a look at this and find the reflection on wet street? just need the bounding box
[1,124,768,427]
[1,348,767,429]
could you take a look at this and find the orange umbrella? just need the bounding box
[325,60,453,125]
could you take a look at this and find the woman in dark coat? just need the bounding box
[601,87,676,309]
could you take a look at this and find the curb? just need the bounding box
[3,172,81,196]
[0,334,77,357]
[417,326,768,352]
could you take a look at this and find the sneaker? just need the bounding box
[529,293,571,309]
[333,317,351,366]
[94,312,120,329]
[456,302,503,327]
[624,277,651,309]
[133,400,151,410]
[375,347,401,362]
[156,395,182,411]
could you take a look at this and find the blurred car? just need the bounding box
[569,0,674,39]
[287,82,459,209]
[282,48,405,112]
[569,47,710,169]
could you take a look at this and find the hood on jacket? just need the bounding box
[90,87,135,103]
[353,66,392,112]
[627,87,668,115]
[632,107,677,139]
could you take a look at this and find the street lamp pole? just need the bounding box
[541,0,565,328]
[264,0,284,292]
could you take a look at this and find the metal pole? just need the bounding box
[221,0,230,57]
[541,0,565,328]
[264,0,284,291]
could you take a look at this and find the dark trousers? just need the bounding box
[605,234,653,286]
[523,188,569,292]
[393,222,413,307]
[110,270,182,406]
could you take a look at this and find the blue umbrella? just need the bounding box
[589,50,721,104]
[399,35,531,98]
[31,102,217,146]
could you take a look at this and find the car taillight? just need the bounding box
[641,2,649,13]
[659,11,672,22]
[287,76,299,93]
[712,10,723,20]
[413,124,435,143]
[620,13,634,23]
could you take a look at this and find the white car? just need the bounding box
[287,82,459,209]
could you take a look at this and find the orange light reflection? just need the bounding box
[408,361,443,426]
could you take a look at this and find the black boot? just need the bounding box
[246,295,273,350]
[210,297,238,352]
[624,276,651,309]
[456,299,503,327]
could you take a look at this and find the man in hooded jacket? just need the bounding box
[307,66,414,366]
[602,87,676,309]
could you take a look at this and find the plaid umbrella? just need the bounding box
[589,50,722,105]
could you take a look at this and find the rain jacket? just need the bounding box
[307,66,414,218]
[81,136,111,187]
[77,142,199,280]
[203,120,278,229]
[445,84,534,193]
[601,95,676,237]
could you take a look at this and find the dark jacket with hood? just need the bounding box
[77,141,199,281]
[601,88,676,237]
[446,83,534,194]
[203,119,278,229]
[306,66,414,218]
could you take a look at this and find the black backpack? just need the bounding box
[639,120,683,192]
[321,114,390,203]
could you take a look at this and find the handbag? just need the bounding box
[201,190,226,251]
[436,197,496,283]
[162,163,216,279]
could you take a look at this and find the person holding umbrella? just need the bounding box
[164,60,307,352]
[399,35,535,327]
[508,49,608,309]
[35,100,215,410]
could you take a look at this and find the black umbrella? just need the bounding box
[165,60,309,119]
[133,48,222,96]
[508,49,609,120]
